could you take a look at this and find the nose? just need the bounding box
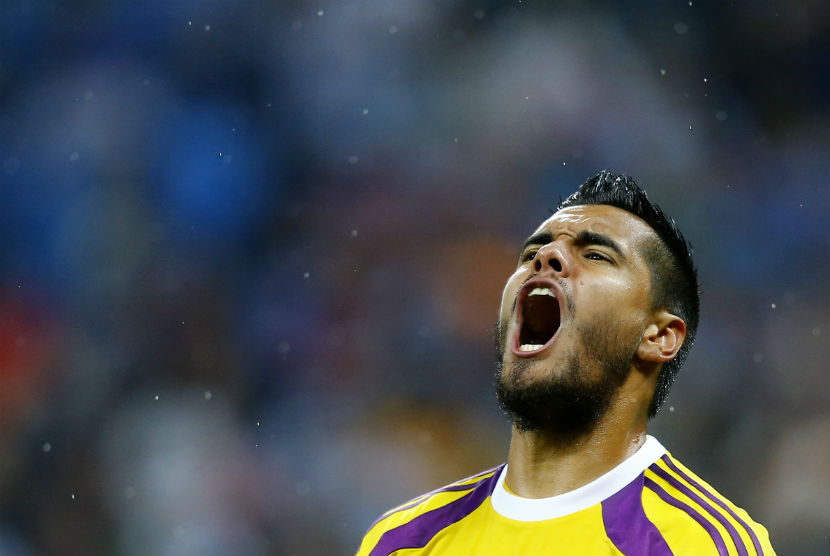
[533,242,571,277]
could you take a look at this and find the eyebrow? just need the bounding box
[519,230,627,261]
[520,231,553,254]
[573,230,627,261]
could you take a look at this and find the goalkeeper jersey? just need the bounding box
[357,436,774,556]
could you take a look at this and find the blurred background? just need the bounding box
[0,1,827,554]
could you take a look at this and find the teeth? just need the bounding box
[519,344,545,351]
[528,287,555,297]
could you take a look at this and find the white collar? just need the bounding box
[491,435,667,521]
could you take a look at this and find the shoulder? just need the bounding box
[642,451,776,556]
[356,465,504,556]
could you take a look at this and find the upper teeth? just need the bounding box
[528,287,555,297]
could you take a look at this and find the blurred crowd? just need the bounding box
[0,1,827,554]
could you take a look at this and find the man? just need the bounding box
[357,171,775,556]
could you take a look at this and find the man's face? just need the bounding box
[495,204,659,434]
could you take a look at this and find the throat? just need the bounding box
[504,426,649,498]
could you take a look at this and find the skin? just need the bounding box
[498,204,686,498]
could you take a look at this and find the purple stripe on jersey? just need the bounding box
[661,456,764,556]
[644,476,728,556]
[368,467,501,556]
[367,465,503,531]
[651,460,748,556]
[602,473,674,556]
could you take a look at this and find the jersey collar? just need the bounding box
[491,435,667,521]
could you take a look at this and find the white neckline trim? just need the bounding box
[491,435,666,521]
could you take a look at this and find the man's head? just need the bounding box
[495,171,699,436]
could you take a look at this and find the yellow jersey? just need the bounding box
[357,436,774,556]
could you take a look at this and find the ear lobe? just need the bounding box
[637,312,687,363]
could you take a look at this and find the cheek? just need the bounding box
[499,268,525,320]
[579,280,646,322]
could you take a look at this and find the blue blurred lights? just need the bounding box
[157,102,277,247]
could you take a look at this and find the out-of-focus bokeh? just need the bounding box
[0,1,827,554]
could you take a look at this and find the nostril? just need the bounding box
[551,259,562,272]
[534,259,542,272]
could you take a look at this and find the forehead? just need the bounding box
[532,204,657,247]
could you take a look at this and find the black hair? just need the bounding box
[558,170,700,418]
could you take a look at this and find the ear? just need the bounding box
[637,311,687,363]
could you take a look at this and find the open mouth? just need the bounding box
[513,280,562,356]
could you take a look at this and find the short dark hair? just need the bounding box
[558,170,700,418]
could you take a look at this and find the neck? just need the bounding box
[504,397,649,498]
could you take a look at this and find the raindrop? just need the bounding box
[812,327,821,337]
[42,442,52,453]
[660,68,666,76]
[350,229,358,237]
[347,155,359,165]
[317,10,324,16]
[204,391,212,400]
[303,272,310,279]
[278,341,291,354]
[188,20,192,26]
[204,24,211,31]
[669,406,675,413]
[154,394,159,401]
[703,77,708,83]
[256,421,260,427]
[388,25,398,34]
[69,152,79,162]
[689,124,693,131]
[562,162,566,166]
[673,22,689,35]
[71,494,76,500]
[362,108,369,115]
[770,303,776,309]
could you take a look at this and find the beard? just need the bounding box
[494,317,640,441]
